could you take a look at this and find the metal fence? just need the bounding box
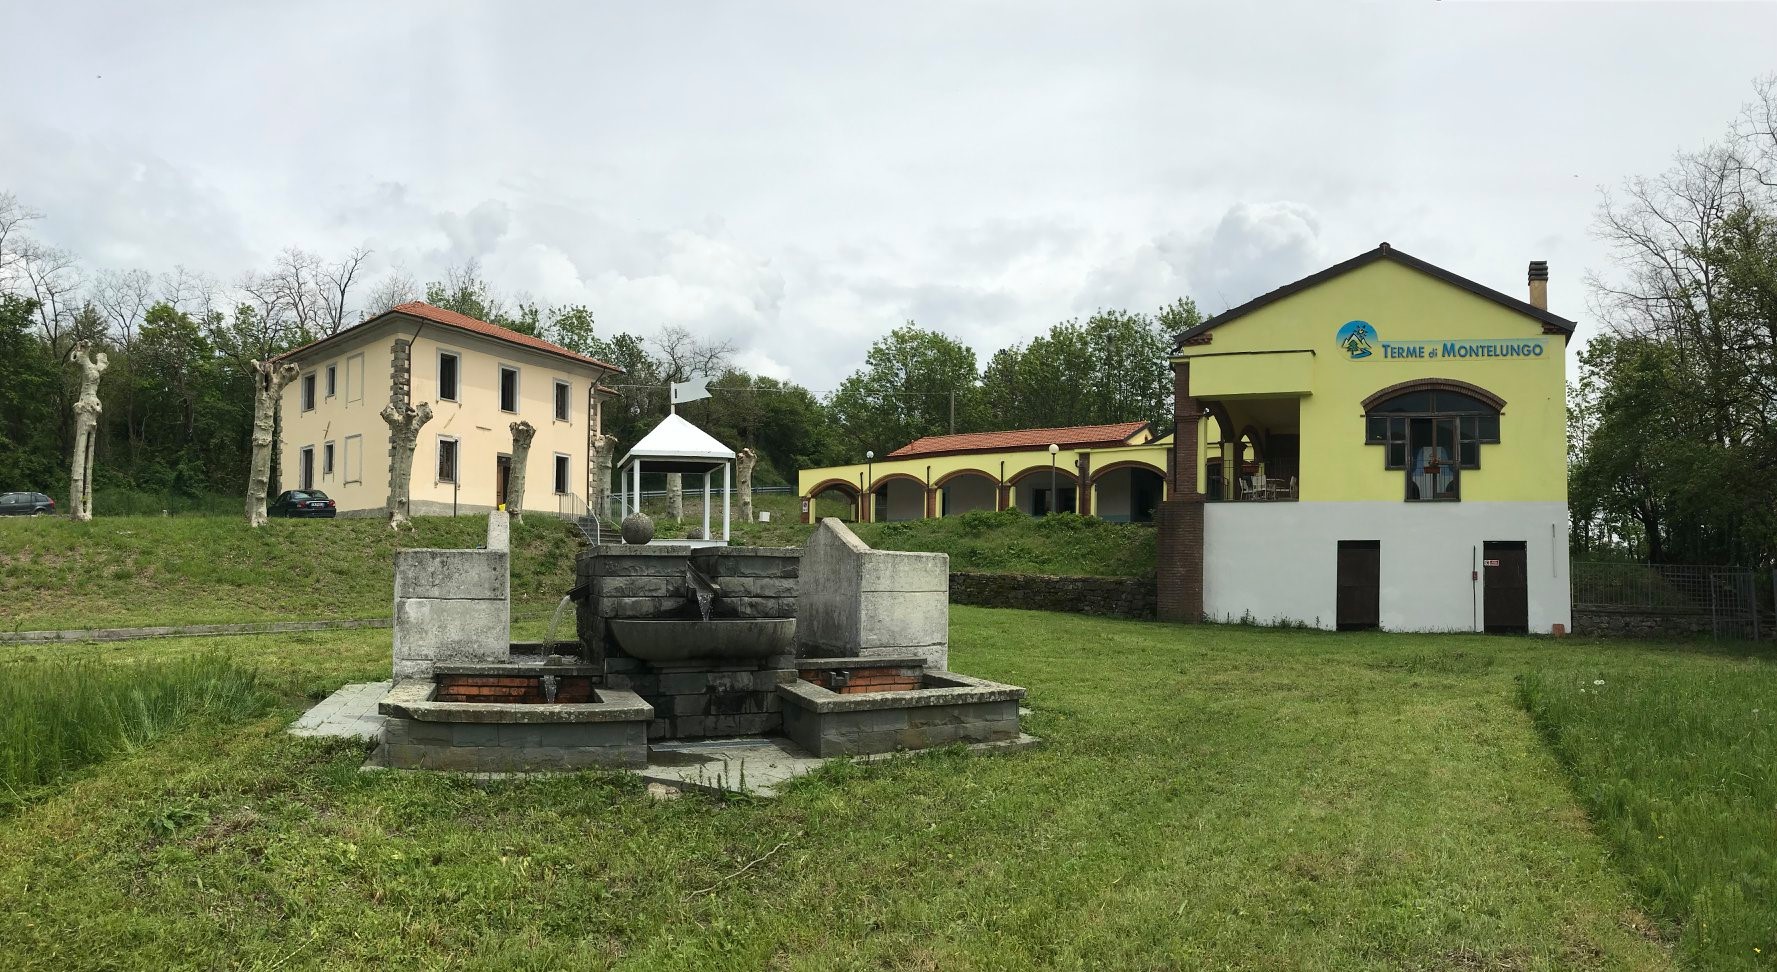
[1571,561,1764,641]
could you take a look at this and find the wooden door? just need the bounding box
[1483,541,1528,633]
[496,455,512,509]
[1336,540,1380,630]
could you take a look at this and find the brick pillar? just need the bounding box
[996,484,1010,511]
[1076,452,1092,517]
[925,487,939,518]
[1157,361,1205,622]
[801,496,812,524]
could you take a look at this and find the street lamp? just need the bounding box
[1047,443,1059,516]
[865,450,874,522]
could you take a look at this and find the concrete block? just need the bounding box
[859,643,948,670]
[673,694,710,716]
[486,511,509,551]
[394,549,510,600]
[855,591,948,650]
[393,597,508,665]
[859,552,949,593]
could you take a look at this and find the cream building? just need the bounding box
[275,302,623,518]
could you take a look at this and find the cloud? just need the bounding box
[1162,202,1328,313]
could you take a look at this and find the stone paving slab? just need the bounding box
[641,733,1042,797]
[289,681,391,741]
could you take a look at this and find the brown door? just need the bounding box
[496,455,512,509]
[1483,541,1528,633]
[1336,540,1380,630]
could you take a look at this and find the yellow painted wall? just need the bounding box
[798,438,1172,518]
[280,319,614,515]
[277,327,391,513]
[1180,259,1566,503]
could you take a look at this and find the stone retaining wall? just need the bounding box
[948,571,1155,620]
[1574,608,1719,640]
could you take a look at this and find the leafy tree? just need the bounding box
[828,323,983,457]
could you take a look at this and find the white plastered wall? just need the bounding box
[1203,501,1571,633]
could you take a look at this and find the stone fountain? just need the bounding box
[375,508,1029,776]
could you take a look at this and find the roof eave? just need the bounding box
[1168,245,1579,353]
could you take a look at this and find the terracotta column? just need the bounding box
[1156,360,1205,622]
[925,486,939,518]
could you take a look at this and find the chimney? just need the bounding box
[1527,260,1549,310]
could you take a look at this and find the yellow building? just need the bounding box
[797,423,1172,523]
[275,302,623,517]
[1157,244,1574,634]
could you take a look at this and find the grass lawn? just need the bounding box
[11,612,1768,970]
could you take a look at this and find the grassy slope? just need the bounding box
[0,500,1152,631]
[0,516,584,631]
[0,617,1711,971]
[1523,654,1777,970]
[652,494,1158,577]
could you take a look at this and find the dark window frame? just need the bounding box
[438,351,461,403]
[437,436,459,484]
[301,373,317,412]
[325,363,337,398]
[553,453,571,494]
[1362,387,1502,500]
[553,380,571,422]
[499,365,520,414]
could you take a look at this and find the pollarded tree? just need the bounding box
[507,421,536,522]
[67,341,108,521]
[245,359,298,527]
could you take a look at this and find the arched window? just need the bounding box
[1362,382,1502,502]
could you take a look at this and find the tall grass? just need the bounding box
[0,655,271,805]
[92,489,239,517]
[1521,661,1777,968]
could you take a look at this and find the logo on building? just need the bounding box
[1336,320,1376,360]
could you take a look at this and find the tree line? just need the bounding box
[0,199,1198,508]
[1571,78,1777,568]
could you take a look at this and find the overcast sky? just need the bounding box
[3,1,1775,388]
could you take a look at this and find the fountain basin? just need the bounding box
[607,617,796,663]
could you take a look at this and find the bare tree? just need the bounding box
[383,400,434,529]
[67,342,108,521]
[507,421,536,522]
[651,325,736,519]
[16,240,83,354]
[365,266,417,316]
[245,360,300,527]
[736,447,757,522]
[0,191,44,288]
[318,247,371,335]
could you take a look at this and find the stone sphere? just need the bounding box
[620,511,655,545]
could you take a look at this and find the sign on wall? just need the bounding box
[1336,320,1549,362]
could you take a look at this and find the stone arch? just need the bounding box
[932,467,998,516]
[932,467,996,489]
[1361,377,1507,413]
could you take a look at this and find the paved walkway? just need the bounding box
[290,684,1039,796]
[288,681,390,741]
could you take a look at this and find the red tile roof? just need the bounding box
[887,421,1151,459]
[277,301,624,374]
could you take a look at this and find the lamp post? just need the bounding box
[865,450,874,522]
[1047,443,1059,516]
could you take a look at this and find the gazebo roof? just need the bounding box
[619,413,736,470]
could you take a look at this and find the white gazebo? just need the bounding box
[618,413,737,544]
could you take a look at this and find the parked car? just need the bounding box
[0,491,55,516]
[269,489,337,518]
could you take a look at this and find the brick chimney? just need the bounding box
[1527,260,1549,310]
